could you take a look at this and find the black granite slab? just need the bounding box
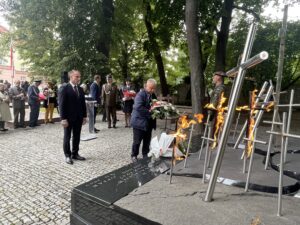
[71,190,161,225]
[71,158,169,225]
[171,147,300,195]
[271,150,300,182]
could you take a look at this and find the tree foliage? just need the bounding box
[227,18,300,96]
[0,0,299,104]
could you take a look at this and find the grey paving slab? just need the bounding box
[116,175,300,225]
[1,110,299,225]
[0,114,164,225]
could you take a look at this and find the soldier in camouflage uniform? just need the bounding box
[208,71,226,120]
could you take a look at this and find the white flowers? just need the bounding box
[150,100,180,119]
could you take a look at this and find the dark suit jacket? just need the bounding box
[59,83,87,123]
[131,90,156,131]
[90,82,101,104]
[27,85,40,105]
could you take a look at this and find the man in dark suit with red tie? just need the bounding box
[59,70,87,165]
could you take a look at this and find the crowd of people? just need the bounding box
[0,74,136,131]
[0,70,226,165]
[0,72,158,165]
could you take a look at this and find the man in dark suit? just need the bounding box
[27,80,42,127]
[89,74,101,132]
[59,70,87,165]
[130,79,157,162]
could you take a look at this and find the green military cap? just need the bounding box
[213,71,227,77]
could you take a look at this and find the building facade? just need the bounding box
[0,25,29,83]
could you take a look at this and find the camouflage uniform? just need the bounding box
[208,83,226,119]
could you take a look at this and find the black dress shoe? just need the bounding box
[108,126,112,129]
[113,125,117,128]
[65,157,73,165]
[72,155,86,160]
[94,128,100,132]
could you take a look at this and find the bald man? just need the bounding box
[130,79,157,162]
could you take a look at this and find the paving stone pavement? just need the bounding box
[1,111,299,224]
[0,115,163,225]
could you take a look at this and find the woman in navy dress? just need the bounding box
[121,78,135,127]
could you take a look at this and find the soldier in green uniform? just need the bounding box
[208,71,227,119]
[101,74,119,128]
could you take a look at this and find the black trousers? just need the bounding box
[29,103,40,126]
[94,106,98,124]
[13,106,25,127]
[0,121,4,129]
[63,119,83,157]
[131,128,152,157]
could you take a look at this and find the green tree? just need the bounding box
[1,0,115,81]
[227,19,300,95]
[142,0,185,96]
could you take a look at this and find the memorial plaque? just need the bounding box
[71,158,169,225]
[74,158,168,205]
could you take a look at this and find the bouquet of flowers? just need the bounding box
[150,99,180,119]
[38,92,46,101]
[148,133,184,159]
[123,90,136,101]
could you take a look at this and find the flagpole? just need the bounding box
[10,38,14,85]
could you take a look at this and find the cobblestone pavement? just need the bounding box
[1,111,300,224]
[0,114,162,225]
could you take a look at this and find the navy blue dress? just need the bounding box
[121,85,134,113]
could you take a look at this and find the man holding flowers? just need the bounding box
[130,79,157,162]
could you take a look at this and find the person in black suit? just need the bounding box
[59,70,87,165]
[89,74,101,132]
[27,80,42,127]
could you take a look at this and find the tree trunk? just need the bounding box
[185,0,205,113]
[185,0,205,133]
[118,42,129,81]
[214,0,234,72]
[96,0,114,74]
[144,1,169,96]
